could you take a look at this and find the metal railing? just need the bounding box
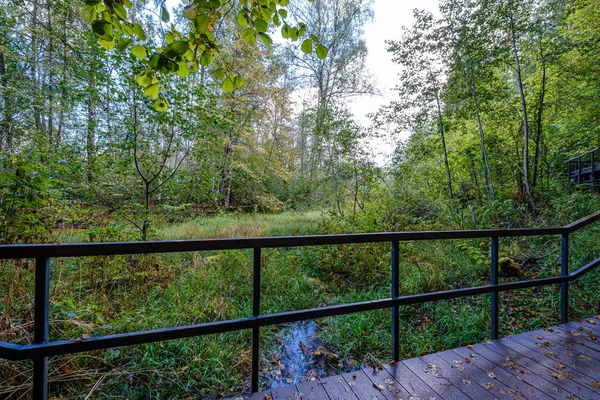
[566,147,600,184]
[2,211,600,398]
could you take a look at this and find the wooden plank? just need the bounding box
[296,380,329,400]
[472,342,577,399]
[420,352,499,400]
[383,361,439,399]
[555,324,600,353]
[577,318,600,333]
[271,384,302,400]
[319,374,358,400]
[402,356,469,399]
[537,326,600,357]
[516,329,600,376]
[498,335,600,392]
[452,346,546,400]
[362,364,411,400]
[436,349,516,400]
[342,369,387,400]
[565,321,600,338]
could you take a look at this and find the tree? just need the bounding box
[82,0,330,109]
[381,10,454,207]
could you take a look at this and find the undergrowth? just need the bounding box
[2,192,600,398]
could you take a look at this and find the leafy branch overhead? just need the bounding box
[82,0,329,111]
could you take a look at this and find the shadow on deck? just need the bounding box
[232,317,600,400]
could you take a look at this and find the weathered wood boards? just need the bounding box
[231,317,600,399]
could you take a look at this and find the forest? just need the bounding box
[1,0,600,397]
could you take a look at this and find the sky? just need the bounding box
[167,0,441,164]
[345,0,440,163]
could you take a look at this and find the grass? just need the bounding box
[159,210,324,240]
[2,208,600,398]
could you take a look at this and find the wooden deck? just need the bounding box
[231,317,600,399]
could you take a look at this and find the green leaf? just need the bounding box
[133,23,146,40]
[278,9,287,18]
[212,67,227,80]
[135,73,153,88]
[99,39,115,50]
[92,20,110,37]
[258,32,273,45]
[200,51,214,66]
[148,54,161,69]
[83,0,101,5]
[316,44,328,59]
[281,24,290,39]
[255,18,268,33]
[193,14,210,34]
[221,77,235,92]
[131,45,147,58]
[144,84,160,99]
[279,0,289,5]
[242,28,256,44]
[81,6,96,23]
[117,38,131,52]
[113,3,127,19]
[183,5,197,19]
[237,12,248,27]
[165,40,189,58]
[154,98,168,112]
[301,39,312,54]
[234,75,246,89]
[161,6,170,22]
[175,61,189,77]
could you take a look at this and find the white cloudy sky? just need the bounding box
[166,0,441,164]
[344,0,439,162]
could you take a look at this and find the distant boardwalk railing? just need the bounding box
[2,211,600,399]
[566,146,600,185]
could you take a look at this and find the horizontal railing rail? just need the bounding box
[2,210,600,399]
[565,147,600,164]
[566,147,600,185]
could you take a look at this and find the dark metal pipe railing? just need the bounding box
[1,210,600,398]
[566,147,600,185]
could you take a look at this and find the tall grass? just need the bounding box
[2,204,600,398]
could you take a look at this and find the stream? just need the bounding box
[263,321,358,389]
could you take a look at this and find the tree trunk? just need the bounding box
[46,0,54,145]
[0,50,13,152]
[532,51,546,187]
[87,66,96,184]
[31,0,42,134]
[509,4,535,213]
[434,87,454,205]
[459,54,494,200]
[57,9,68,144]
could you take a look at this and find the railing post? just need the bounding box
[578,157,582,184]
[33,257,50,400]
[251,248,261,393]
[561,234,569,324]
[391,241,399,361]
[490,237,499,340]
